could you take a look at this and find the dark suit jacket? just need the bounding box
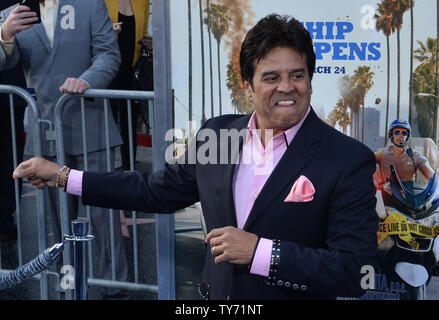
[82,108,379,299]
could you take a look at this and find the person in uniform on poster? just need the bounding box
[373,119,439,300]
[375,119,434,185]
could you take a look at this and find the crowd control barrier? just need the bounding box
[0,85,52,299]
[54,89,162,300]
[0,86,185,300]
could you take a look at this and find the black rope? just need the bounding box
[0,243,63,291]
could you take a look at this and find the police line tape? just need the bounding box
[377,211,439,250]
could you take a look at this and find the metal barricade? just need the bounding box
[0,85,51,299]
[54,89,164,299]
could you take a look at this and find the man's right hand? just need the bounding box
[1,6,39,42]
[13,157,62,189]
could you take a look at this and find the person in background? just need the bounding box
[105,0,151,171]
[0,0,128,299]
[0,0,27,242]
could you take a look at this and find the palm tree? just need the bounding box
[351,66,375,142]
[338,75,360,138]
[204,4,230,116]
[206,0,215,118]
[412,63,436,138]
[392,0,411,118]
[412,38,438,138]
[199,0,206,125]
[328,98,352,134]
[375,0,396,146]
[226,51,253,114]
[414,38,438,64]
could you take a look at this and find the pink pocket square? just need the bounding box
[284,175,315,202]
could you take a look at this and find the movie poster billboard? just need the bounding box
[169,0,439,299]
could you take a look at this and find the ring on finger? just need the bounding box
[212,246,216,255]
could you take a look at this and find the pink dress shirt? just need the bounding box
[233,108,310,276]
[66,169,83,196]
[66,107,311,277]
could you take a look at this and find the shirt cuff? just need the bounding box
[0,27,15,55]
[249,237,273,277]
[66,169,84,196]
[79,78,91,89]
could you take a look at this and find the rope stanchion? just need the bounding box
[0,243,64,291]
[0,219,94,300]
[64,219,94,300]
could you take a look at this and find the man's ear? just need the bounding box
[244,81,252,99]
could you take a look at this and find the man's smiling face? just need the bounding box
[246,46,312,134]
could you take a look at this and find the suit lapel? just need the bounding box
[32,23,51,54]
[52,0,69,59]
[221,115,251,228]
[243,108,321,231]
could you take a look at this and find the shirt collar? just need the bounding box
[247,106,311,147]
[41,0,58,6]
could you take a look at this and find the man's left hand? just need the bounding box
[205,226,259,265]
[59,78,90,94]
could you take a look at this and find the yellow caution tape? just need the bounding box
[377,211,439,250]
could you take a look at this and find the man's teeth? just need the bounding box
[276,100,296,106]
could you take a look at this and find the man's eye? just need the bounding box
[291,74,304,79]
[264,77,277,82]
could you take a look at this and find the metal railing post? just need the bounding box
[0,85,49,300]
[69,219,94,300]
[54,89,155,298]
[152,0,176,300]
[54,93,73,300]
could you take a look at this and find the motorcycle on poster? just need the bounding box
[372,124,439,300]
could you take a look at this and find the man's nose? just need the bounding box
[277,77,295,93]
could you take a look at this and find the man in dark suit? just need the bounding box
[13,14,379,299]
[0,0,27,241]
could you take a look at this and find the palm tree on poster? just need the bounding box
[226,48,254,114]
[327,98,352,135]
[198,0,206,125]
[338,75,360,138]
[375,0,396,145]
[392,0,411,118]
[204,4,230,116]
[351,66,374,143]
[414,38,437,65]
[412,38,438,138]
